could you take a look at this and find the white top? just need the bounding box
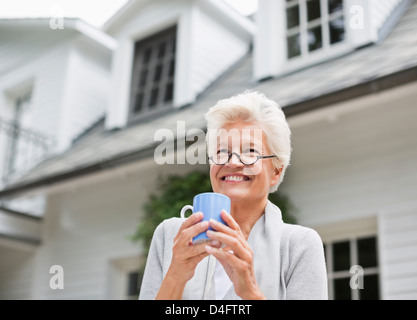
[214,258,233,300]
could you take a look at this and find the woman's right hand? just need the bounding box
[156,211,217,299]
[167,211,213,283]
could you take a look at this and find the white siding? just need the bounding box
[0,38,70,136]
[189,7,249,99]
[0,26,72,77]
[60,36,111,149]
[379,208,417,299]
[370,0,403,32]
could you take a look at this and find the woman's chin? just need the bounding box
[220,189,251,202]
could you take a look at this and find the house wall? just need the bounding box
[188,3,251,99]
[59,35,112,150]
[0,37,71,187]
[0,157,207,299]
[0,29,112,185]
[282,81,417,299]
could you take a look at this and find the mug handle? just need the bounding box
[180,205,193,219]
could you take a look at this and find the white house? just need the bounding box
[0,0,416,300]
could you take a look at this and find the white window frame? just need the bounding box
[315,216,381,300]
[108,256,143,300]
[282,0,351,74]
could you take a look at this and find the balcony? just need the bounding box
[0,117,56,185]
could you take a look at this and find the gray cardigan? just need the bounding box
[139,200,328,300]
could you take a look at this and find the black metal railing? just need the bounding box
[0,117,56,183]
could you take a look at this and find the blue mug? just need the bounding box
[180,192,231,244]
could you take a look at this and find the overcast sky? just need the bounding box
[0,0,258,27]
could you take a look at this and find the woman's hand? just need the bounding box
[156,211,219,299]
[205,210,266,300]
[168,211,211,282]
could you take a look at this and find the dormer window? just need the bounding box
[129,26,176,121]
[286,0,345,59]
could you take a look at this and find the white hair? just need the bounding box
[204,90,292,192]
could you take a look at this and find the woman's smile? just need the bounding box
[220,173,251,182]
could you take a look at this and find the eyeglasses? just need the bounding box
[208,151,277,166]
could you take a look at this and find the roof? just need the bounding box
[102,0,255,37]
[0,18,117,50]
[1,0,417,197]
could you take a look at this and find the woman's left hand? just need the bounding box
[205,210,266,300]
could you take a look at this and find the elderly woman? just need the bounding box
[139,91,328,300]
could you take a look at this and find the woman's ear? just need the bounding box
[270,165,283,186]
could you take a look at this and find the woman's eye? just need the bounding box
[244,148,259,154]
[217,149,229,154]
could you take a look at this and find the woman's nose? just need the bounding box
[226,153,243,168]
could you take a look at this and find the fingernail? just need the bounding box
[205,245,213,253]
[209,219,218,225]
[201,221,209,228]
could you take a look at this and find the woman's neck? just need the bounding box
[230,197,268,239]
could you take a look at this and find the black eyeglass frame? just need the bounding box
[208,152,277,166]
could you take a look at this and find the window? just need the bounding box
[324,236,380,300]
[286,0,345,59]
[109,256,143,300]
[129,26,177,121]
[126,271,142,300]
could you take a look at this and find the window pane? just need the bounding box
[308,25,322,52]
[139,69,148,86]
[328,0,343,14]
[164,82,173,102]
[158,42,166,58]
[358,236,378,268]
[133,93,143,113]
[154,64,162,83]
[329,16,345,44]
[307,0,321,22]
[287,5,300,29]
[168,59,175,77]
[170,39,176,53]
[334,277,351,300]
[360,274,380,300]
[332,240,350,271]
[287,33,301,58]
[127,272,141,296]
[149,87,159,108]
[143,47,152,63]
